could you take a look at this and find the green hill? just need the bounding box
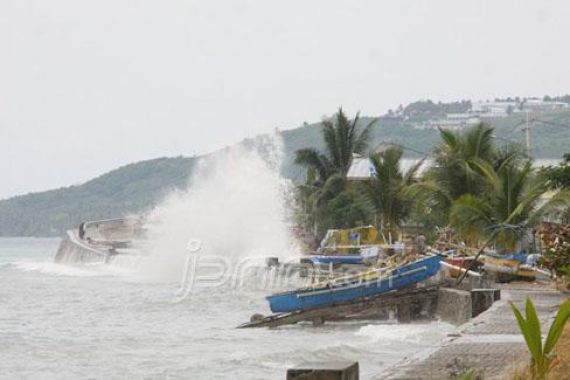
[1,108,569,236]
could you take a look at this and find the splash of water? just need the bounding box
[136,135,299,282]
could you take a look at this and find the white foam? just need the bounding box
[135,135,300,282]
[355,321,456,344]
[12,261,135,277]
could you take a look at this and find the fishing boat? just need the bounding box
[266,255,442,313]
[481,252,538,281]
[307,226,398,265]
[307,254,369,265]
[444,255,482,278]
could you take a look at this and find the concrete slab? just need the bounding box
[381,283,567,380]
[287,361,359,380]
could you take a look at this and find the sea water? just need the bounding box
[0,238,455,379]
[0,142,457,379]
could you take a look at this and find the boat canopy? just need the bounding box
[320,226,383,250]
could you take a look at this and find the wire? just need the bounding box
[372,141,429,156]
[531,118,570,130]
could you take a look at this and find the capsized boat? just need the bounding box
[266,255,442,313]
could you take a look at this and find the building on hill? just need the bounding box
[414,113,480,130]
[471,101,515,117]
[523,98,569,112]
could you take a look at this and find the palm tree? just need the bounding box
[362,146,422,237]
[450,159,570,249]
[407,123,517,226]
[295,108,376,201]
[295,108,376,179]
[295,108,377,234]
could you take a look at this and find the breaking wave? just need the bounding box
[136,135,300,282]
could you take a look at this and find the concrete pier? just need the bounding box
[54,230,110,264]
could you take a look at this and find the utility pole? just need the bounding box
[525,110,531,157]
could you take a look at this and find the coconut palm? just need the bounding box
[362,146,422,236]
[450,159,570,249]
[407,123,519,226]
[295,108,376,202]
[295,108,376,182]
[295,108,377,235]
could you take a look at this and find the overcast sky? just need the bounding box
[1,0,570,199]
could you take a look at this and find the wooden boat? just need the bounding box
[306,226,402,265]
[266,255,442,313]
[308,254,366,265]
[445,256,481,278]
[482,253,536,281]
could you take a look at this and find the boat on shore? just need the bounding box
[481,252,540,281]
[306,226,404,266]
[266,255,442,313]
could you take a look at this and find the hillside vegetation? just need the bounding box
[1,108,570,236]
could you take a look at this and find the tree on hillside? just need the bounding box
[544,152,570,189]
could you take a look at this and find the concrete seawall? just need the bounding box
[54,230,109,264]
[380,282,567,380]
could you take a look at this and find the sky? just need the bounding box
[1,0,570,199]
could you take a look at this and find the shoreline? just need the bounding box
[378,282,567,379]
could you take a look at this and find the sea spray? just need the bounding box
[135,135,300,286]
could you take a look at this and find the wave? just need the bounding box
[355,321,456,343]
[11,261,135,277]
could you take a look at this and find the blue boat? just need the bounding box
[266,255,442,313]
[308,255,365,265]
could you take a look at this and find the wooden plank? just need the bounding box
[238,285,440,328]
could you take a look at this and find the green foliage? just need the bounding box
[406,123,501,228]
[403,99,471,122]
[0,156,197,236]
[449,159,570,247]
[362,146,421,235]
[543,152,570,189]
[294,107,377,182]
[456,369,478,380]
[294,108,376,236]
[510,298,570,379]
[2,106,570,237]
[319,188,374,230]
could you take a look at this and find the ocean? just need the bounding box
[0,237,455,379]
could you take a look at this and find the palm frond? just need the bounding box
[294,148,329,181]
[353,117,377,155]
[450,194,495,239]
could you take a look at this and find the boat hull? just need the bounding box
[483,253,535,279]
[308,255,365,265]
[266,255,442,313]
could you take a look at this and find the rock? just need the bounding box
[287,361,359,380]
[312,316,325,326]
